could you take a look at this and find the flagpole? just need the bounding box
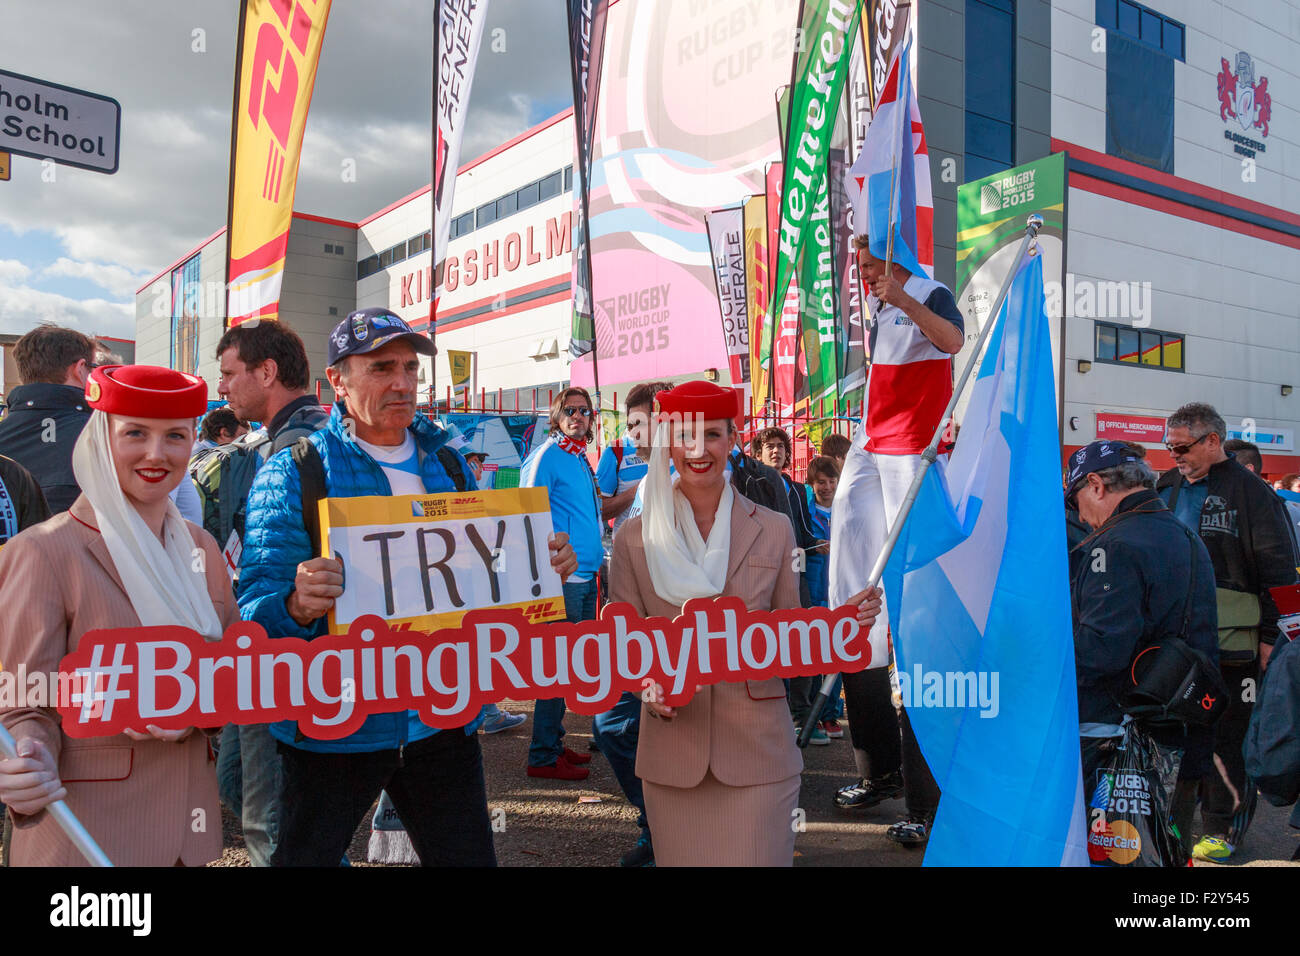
[798,214,1043,749]
[0,722,113,866]
[223,0,249,331]
[429,0,441,409]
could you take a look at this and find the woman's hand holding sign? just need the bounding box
[287,556,346,627]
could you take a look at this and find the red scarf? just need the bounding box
[556,433,589,456]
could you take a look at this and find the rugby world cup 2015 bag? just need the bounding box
[1087,723,1188,868]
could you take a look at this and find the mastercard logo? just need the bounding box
[1088,818,1142,864]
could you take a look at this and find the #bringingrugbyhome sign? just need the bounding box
[56,600,870,739]
[319,487,566,635]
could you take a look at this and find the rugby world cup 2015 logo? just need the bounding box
[1217,51,1271,137]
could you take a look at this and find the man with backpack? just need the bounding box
[238,308,577,865]
[200,320,329,866]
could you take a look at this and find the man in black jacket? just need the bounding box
[1156,402,1300,861]
[0,454,49,549]
[0,325,96,514]
[1067,441,1219,852]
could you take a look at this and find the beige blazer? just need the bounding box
[0,495,237,867]
[610,491,803,789]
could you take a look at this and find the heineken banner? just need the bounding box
[954,152,1068,426]
[226,0,333,326]
[763,0,860,367]
[565,0,609,359]
[705,206,751,401]
[798,175,837,408]
[433,0,492,322]
[743,195,769,418]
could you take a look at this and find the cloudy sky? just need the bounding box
[0,0,573,339]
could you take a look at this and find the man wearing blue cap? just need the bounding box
[1066,439,1219,852]
[238,308,578,866]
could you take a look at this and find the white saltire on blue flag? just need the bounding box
[882,253,1088,866]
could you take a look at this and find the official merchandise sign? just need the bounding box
[319,487,565,635]
[56,600,869,740]
[0,68,120,174]
[1096,412,1166,443]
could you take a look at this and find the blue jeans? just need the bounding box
[529,577,598,767]
[593,691,647,833]
[215,722,282,867]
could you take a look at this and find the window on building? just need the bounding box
[1095,321,1184,371]
[452,212,474,239]
[517,179,541,210]
[476,200,498,228]
[539,171,562,200]
[965,0,1015,183]
[1096,0,1185,60]
[357,255,380,279]
[564,165,574,190]
[497,190,518,219]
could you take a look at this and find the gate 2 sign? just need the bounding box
[0,68,121,174]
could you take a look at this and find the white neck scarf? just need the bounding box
[71,411,223,638]
[642,417,733,606]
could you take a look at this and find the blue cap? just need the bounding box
[327,308,436,366]
[1065,440,1142,505]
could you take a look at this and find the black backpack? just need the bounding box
[291,437,469,554]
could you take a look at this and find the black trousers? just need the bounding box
[1198,660,1259,844]
[272,730,497,867]
[899,705,941,822]
[842,666,901,780]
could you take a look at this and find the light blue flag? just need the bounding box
[882,253,1088,866]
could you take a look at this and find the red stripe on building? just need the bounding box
[1070,173,1300,252]
[410,289,571,333]
[436,274,570,322]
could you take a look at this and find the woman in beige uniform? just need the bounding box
[0,365,235,866]
[608,380,879,866]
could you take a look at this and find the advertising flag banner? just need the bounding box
[447,349,474,398]
[568,0,801,390]
[226,0,332,326]
[743,196,770,418]
[319,488,566,636]
[798,174,837,408]
[883,254,1089,866]
[954,152,1067,425]
[433,0,493,320]
[566,0,609,358]
[705,206,750,399]
[846,29,933,281]
[763,0,860,367]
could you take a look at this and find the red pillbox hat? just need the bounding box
[654,380,741,420]
[86,365,208,418]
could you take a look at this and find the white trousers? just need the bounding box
[828,443,925,670]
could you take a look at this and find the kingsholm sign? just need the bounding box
[0,68,120,174]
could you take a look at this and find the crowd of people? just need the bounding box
[0,225,1297,867]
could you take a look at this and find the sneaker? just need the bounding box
[886,818,930,847]
[480,711,526,734]
[1191,836,1235,862]
[821,719,844,739]
[526,755,590,781]
[796,725,830,746]
[833,771,903,810]
[563,746,593,765]
[619,833,655,868]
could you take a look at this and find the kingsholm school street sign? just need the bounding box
[0,68,120,174]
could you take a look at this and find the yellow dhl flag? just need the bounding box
[226,0,332,325]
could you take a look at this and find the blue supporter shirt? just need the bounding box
[1161,476,1209,533]
[595,435,649,536]
[521,434,604,579]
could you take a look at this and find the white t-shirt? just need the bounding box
[356,434,424,495]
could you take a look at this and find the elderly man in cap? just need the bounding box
[1066,439,1219,846]
[237,308,576,866]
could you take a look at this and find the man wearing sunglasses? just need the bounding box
[519,386,605,781]
[1154,402,1300,861]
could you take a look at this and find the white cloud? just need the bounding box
[43,257,150,299]
[0,260,33,283]
[0,281,133,339]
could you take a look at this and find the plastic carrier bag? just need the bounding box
[1086,722,1188,867]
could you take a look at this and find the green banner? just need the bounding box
[798,176,837,407]
[761,0,860,367]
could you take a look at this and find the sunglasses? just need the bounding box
[1165,432,1210,456]
[562,406,593,418]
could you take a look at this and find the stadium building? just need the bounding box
[135,0,1299,473]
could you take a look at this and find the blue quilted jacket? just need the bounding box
[237,402,483,753]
